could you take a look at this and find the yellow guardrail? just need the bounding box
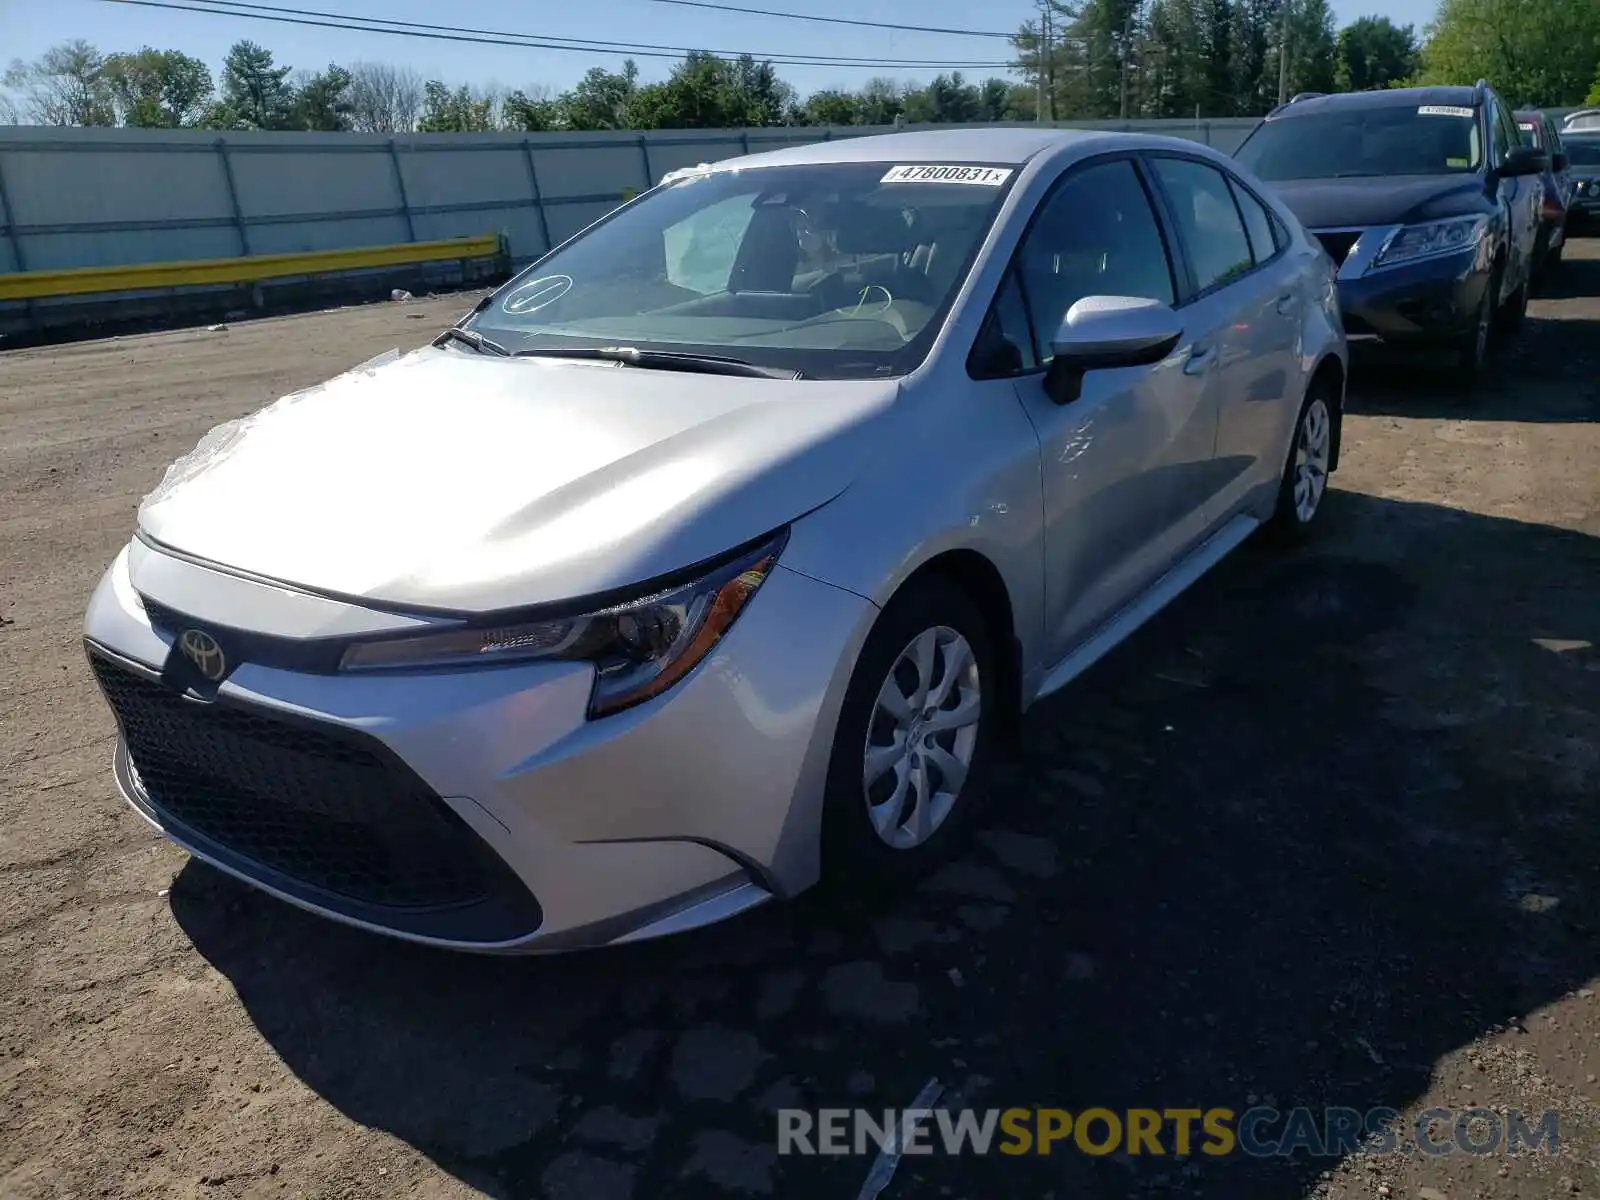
[0,234,505,302]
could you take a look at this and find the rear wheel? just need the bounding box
[1266,380,1336,544]
[821,576,998,885]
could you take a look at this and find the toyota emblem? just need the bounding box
[178,628,227,682]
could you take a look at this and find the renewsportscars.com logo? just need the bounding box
[777,1106,1561,1159]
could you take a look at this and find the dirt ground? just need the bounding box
[2,243,1598,1200]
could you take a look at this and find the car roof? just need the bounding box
[716,126,1121,170]
[1266,85,1479,119]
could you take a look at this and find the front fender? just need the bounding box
[780,375,1049,680]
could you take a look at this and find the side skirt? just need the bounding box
[1030,513,1261,706]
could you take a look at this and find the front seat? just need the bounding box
[729,204,802,293]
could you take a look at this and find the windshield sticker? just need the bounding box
[503,275,573,315]
[1418,105,1475,118]
[880,165,1013,186]
[1446,157,1470,168]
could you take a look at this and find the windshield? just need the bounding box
[1565,137,1600,167]
[1237,104,1484,180]
[1518,120,1545,148]
[465,161,1016,380]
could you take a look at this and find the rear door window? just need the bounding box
[1228,178,1280,265]
[1149,156,1256,293]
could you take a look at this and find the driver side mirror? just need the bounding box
[1043,296,1184,405]
[1499,145,1549,178]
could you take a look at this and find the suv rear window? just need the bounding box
[1565,137,1600,166]
[1238,104,1485,180]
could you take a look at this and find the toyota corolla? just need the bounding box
[85,128,1346,952]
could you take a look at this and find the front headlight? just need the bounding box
[1370,216,1488,271]
[339,529,787,718]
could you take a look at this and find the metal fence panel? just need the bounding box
[229,148,398,219]
[0,118,1274,278]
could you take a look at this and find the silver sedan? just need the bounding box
[84,127,1347,952]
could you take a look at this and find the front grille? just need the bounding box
[90,650,511,913]
[1314,230,1363,267]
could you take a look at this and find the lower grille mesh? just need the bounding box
[90,651,499,911]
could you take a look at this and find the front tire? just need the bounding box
[1450,266,1497,390]
[821,576,998,885]
[1496,260,1530,332]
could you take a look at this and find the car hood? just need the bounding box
[137,346,900,613]
[1266,174,1490,229]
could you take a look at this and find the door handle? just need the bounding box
[1183,344,1214,375]
[1275,293,1296,315]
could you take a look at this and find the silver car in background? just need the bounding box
[84,128,1347,953]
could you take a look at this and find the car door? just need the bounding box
[989,154,1218,663]
[1547,117,1574,225]
[1490,95,1539,296]
[1145,153,1299,526]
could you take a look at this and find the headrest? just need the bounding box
[830,206,916,254]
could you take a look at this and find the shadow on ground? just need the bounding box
[1345,241,1600,423]
[172,490,1600,1199]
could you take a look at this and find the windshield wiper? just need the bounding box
[434,326,511,356]
[512,345,806,380]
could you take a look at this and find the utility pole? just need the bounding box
[1277,0,1291,106]
[1036,0,1053,123]
[1118,8,1135,119]
[1045,4,1056,120]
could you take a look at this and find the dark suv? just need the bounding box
[1564,132,1600,232]
[1235,82,1547,383]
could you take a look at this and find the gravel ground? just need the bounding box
[2,244,1598,1200]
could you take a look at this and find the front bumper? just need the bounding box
[1569,189,1600,226]
[84,543,875,953]
[1333,245,1487,344]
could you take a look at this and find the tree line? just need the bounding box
[2,0,1596,134]
[0,41,1028,132]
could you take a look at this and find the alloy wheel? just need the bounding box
[1293,396,1332,524]
[861,626,982,850]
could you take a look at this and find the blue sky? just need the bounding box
[5,0,1441,97]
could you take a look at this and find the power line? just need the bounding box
[192,0,1008,65]
[635,0,1015,40]
[97,0,1021,69]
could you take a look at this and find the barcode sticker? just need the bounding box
[1418,105,1474,118]
[881,165,1014,186]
